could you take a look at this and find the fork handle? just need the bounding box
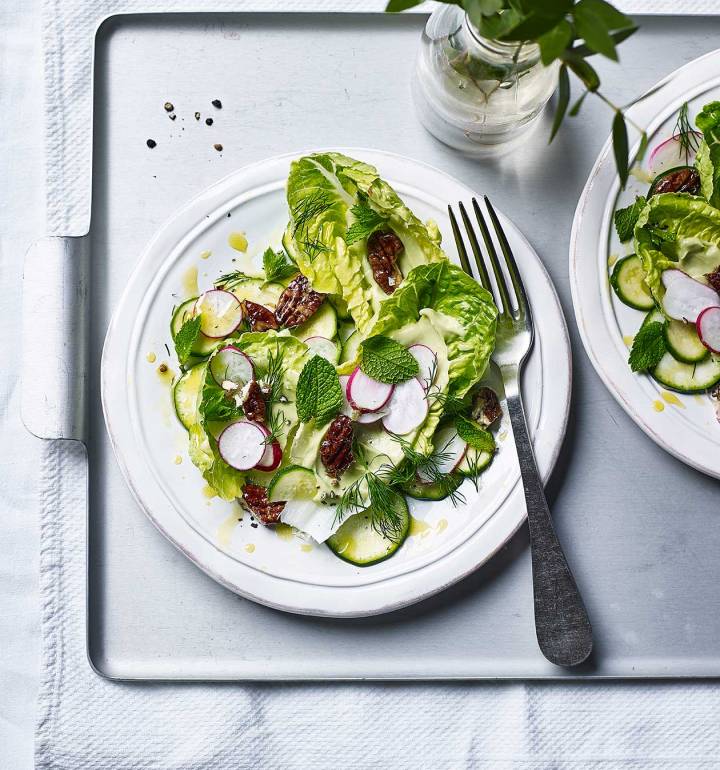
[503,376,593,667]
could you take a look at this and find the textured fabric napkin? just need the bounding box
[25,0,720,768]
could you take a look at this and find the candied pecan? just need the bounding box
[367,230,404,295]
[652,167,701,195]
[242,379,266,423]
[320,415,354,480]
[243,300,279,332]
[706,266,720,294]
[274,274,325,327]
[241,483,285,525]
[471,387,502,427]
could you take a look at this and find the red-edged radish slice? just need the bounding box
[304,335,340,363]
[417,426,467,481]
[217,420,266,470]
[697,306,720,354]
[408,344,437,389]
[347,368,394,412]
[252,423,283,472]
[381,378,428,435]
[649,132,702,173]
[356,408,389,424]
[662,269,720,323]
[194,289,243,338]
[209,345,254,386]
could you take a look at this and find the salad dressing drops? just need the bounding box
[181,265,199,298]
[217,512,241,548]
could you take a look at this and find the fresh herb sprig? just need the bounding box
[345,197,387,245]
[628,320,666,372]
[215,270,253,290]
[173,315,202,366]
[290,190,333,262]
[262,247,298,283]
[387,0,645,186]
[674,101,700,163]
[335,470,409,543]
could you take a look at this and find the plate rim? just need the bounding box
[569,50,720,480]
[102,147,572,616]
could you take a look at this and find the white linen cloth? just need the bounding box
[2,0,720,768]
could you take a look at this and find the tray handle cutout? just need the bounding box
[21,236,89,441]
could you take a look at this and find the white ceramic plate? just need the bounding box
[102,148,570,617]
[570,52,720,480]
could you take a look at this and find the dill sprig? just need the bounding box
[290,190,333,262]
[674,101,700,163]
[256,343,288,445]
[334,471,408,543]
[426,387,467,418]
[215,270,254,290]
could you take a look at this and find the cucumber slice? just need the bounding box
[172,363,206,430]
[456,447,494,478]
[305,336,340,364]
[665,319,709,364]
[401,474,462,501]
[651,351,720,393]
[641,309,709,363]
[327,498,410,566]
[282,229,300,262]
[610,255,654,311]
[293,302,337,341]
[340,330,361,364]
[228,278,285,309]
[268,465,317,502]
[170,298,217,356]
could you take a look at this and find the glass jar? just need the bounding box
[413,5,560,156]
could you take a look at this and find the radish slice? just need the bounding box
[304,335,339,363]
[649,132,702,173]
[417,426,467,481]
[252,423,282,472]
[381,378,428,435]
[209,346,254,386]
[356,408,389,424]
[347,368,394,412]
[697,306,720,354]
[195,290,243,338]
[217,420,266,470]
[408,344,438,390]
[662,269,720,323]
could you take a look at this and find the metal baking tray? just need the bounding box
[26,11,720,679]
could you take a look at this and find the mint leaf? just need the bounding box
[360,335,419,384]
[200,374,242,423]
[345,200,386,246]
[296,355,343,423]
[455,416,496,453]
[614,196,646,242]
[262,247,297,283]
[174,315,201,365]
[628,321,666,372]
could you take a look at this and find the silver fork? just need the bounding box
[449,197,593,668]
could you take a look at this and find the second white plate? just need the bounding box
[102,148,571,617]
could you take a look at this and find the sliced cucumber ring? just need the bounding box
[170,298,217,356]
[268,465,317,503]
[456,447,494,478]
[327,498,410,567]
[641,308,710,364]
[227,278,285,309]
[172,363,206,430]
[610,255,654,311]
[401,474,462,501]
[664,318,709,364]
[304,336,340,364]
[340,329,361,364]
[292,302,337,341]
[651,351,720,394]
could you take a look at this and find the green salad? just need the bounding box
[611,102,720,404]
[171,152,501,566]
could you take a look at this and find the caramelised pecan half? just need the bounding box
[471,387,502,427]
[275,274,325,327]
[367,230,404,295]
[706,266,720,294]
[243,300,279,332]
[320,415,354,480]
[242,379,266,423]
[652,167,701,195]
[241,483,284,525]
